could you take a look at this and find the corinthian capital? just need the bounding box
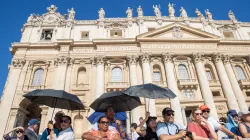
[12,59,26,68]
[126,55,138,65]
[140,53,151,63]
[162,53,173,63]
[223,54,233,64]
[192,53,204,63]
[213,53,223,63]
[54,56,71,66]
[94,56,106,65]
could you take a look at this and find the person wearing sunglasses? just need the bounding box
[225,109,242,139]
[49,115,74,140]
[200,105,241,140]
[3,126,27,140]
[156,107,187,140]
[187,108,218,140]
[41,111,65,140]
[84,116,121,140]
[239,109,250,138]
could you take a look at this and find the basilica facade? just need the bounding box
[1,4,250,139]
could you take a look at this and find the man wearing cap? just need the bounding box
[239,109,250,138]
[156,107,187,140]
[200,105,241,140]
[24,119,40,140]
[41,111,64,140]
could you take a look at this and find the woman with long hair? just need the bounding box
[187,108,218,140]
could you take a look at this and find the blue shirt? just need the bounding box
[41,127,61,140]
[156,122,184,137]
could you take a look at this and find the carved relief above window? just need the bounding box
[81,31,89,39]
[40,29,53,40]
[223,31,234,39]
[182,90,195,99]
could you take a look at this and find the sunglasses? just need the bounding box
[16,131,24,134]
[60,119,70,123]
[107,109,115,112]
[100,121,109,125]
[165,113,174,116]
[232,114,238,117]
[195,113,202,116]
[202,110,210,113]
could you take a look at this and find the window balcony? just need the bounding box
[208,79,221,87]
[72,84,90,91]
[177,79,198,89]
[238,79,250,89]
[152,81,167,88]
[106,82,129,92]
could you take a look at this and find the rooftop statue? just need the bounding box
[168,3,175,17]
[98,8,105,19]
[205,9,213,21]
[126,7,133,18]
[195,8,205,22]
[137,6,143,17]
[228,10,237,23]
[180,7,188,18]
[153,5,161,18]
[68,8,75,20]
[47,5,58,13]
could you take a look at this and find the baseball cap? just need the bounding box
[28,119,40,126]
[162,107,174,115]
[227,109,238,116]
[146,116,157,125]
[240,110,250,115]
[200,105,210,111]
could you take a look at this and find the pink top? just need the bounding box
[89,128,119,139]
[187,122,210,138]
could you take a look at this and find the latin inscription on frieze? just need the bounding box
[142,44,217,49]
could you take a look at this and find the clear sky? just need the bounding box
[0,0,249,97]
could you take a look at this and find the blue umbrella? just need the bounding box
[88,112,127,124]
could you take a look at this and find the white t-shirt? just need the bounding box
[131,131,140,140]
[49,127,75,140]
[207,117,221,131]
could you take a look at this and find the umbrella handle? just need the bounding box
[51,98,58,121]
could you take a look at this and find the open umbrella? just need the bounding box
[89,91,141,112]
[123,83,176,99]
[23,89,85,119]
[88,112,127,124]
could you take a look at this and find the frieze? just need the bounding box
[142,44,217,49]
[72,48,94,53]
[97,46,140,51]
[219,46,250,51]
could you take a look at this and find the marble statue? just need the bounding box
[137,6,143,17]
[47,5,58,13]
[168,3,175,17]
[153,5,161,17]
[126,7,133,18]
[180,7,188,18]
[195,8,205,22]
[205,9,213,20]
[27,14,34,23]
[228,10,237,22]
[98,8,105,19]
[68,8,75,20]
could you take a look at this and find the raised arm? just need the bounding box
[3,127,24,138]
[239,123,250,138]
[136,112,149,136]
[200,118,217,140]
[219,125,242,139]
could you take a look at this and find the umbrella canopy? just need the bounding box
[123,83,176,99]
[88,112,127,124]
[89,91,141,112]
[23,89,85,110]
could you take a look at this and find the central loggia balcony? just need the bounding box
[177,79,198,89]
[72,83,90,91]
[238,79,250,89]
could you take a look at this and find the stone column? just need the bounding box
[213,53,240,111]
[140,53,156,116]
[0,59,25,138]
[224,55,248,112]
[193,53,218,120]
[39,106,48,134]
[95,56,105,98]
[181,107,187,126]
[127,55,141,123]
[162,53,183,125]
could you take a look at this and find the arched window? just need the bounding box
[234,66,246,80]
[205,65,214,80]
[112,67,122,82]
[77,67,86,85]
[32,68,44,85]
[153,65,161,81]
[178,64,189,79]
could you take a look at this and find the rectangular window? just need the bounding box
[110,30,122,37]
[81,31,89,39]
[212,91,221,97]
[40,30,53,41]
[206,71,213,80]
[246,91,250,97]
[153,72,161,82]
[223,31,234,39]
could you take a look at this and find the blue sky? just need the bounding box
[0,0,249,97]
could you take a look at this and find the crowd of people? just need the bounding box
[3,105,250,140]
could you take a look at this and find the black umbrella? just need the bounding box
[23,89,85,119]
[89,91,142,112]
[123,83,176,99]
